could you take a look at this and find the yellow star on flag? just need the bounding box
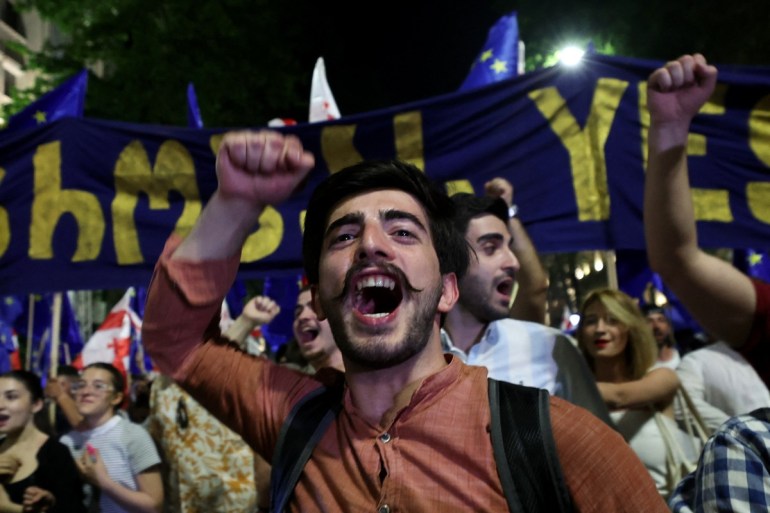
[480,49,493,62]
[34,111,47,124]
[749,252,764,266]
[490,59,508,74]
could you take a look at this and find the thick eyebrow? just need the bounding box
[382,209,428,234]
[324,212,365,239]
[324,209,429,238]
[476,233,505,245]
[476,232,514,249]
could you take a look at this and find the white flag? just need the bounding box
[309,57,341,122]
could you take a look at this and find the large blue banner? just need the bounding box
[2,54,770,294]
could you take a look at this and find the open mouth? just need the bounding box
[497,279,513,297]
[353,274,403,318]
[0,414,9,423]
[297,324,320,344]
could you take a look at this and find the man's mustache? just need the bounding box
[333,261,422,302]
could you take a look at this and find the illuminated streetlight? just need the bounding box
[557,46,585,66]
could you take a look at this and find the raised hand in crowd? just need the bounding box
[174,131,315,262]
[43,376,82,431]
[242,296,281,326]
[645,54,757,350]
[223,295,281,350]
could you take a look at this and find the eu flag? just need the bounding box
[18,293,83,375]
[6,69,88,131]
[260,274,305,354]
[733,248,770,283]
[0,296,23,326]
[459,12,520,91]
[187,82,204,129]
[0,296,22,374]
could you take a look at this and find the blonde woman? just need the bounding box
[577,289,696,498]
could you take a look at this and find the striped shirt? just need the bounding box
[61,415,161,513]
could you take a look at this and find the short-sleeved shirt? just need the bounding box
[61,415,161,513]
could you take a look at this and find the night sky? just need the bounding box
[300,2,507,116]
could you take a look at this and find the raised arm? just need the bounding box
[644,54,755,348]
[174,130,315,262]
[143,130,314,375]
[223,295,281,348]
[44,378,83,428]
[484,178,548,323]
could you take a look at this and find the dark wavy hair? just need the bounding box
[302,160,469,284]
[0,370,43,402]
[449,193,509,238]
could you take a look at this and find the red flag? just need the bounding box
[73,288,140,377]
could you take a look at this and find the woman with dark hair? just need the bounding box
[0,370,85,512]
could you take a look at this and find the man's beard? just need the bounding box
[457,276,510,323]
[322,266,443,370]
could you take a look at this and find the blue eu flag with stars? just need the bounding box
[459,12,520,91]
[6,69,88,131]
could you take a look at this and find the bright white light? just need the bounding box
[558,46,585,66]
[575,267,584,280]
[593,253,604,272]
[569,314,581,326]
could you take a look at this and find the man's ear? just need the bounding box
[438,273,459,314]
[310,285,327,320]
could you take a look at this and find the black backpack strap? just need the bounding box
[489,378,573,513]
[270,382,344,513]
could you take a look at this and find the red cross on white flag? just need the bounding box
[309,57,341,122]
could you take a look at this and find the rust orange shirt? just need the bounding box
[143,235,668,512]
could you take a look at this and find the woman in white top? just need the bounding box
[576,288,696,498]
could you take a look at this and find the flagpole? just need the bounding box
[48,292,62,426]
[25,295,34,370]
[604,250,618,290]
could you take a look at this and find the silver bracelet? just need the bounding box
[508,204,518,219]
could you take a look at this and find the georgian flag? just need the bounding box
[73,288,141,375]
[309,57,341,122]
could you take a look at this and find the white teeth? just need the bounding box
[365,312,389,318]
[356,275,395,291]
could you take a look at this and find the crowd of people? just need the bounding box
[2,54,769,512]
